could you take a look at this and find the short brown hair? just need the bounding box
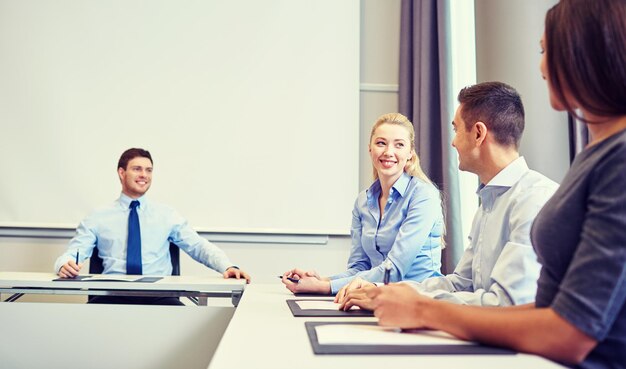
[117,148,152,170]
[457,82,524,148]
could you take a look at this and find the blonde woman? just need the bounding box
[282,113,444,295]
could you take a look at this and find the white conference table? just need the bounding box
[0,271,247,369]
[208,284,566,369]
[0,271,246,306]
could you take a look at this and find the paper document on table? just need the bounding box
[52,275,162,283]
[305,322,514,355]
[315,324,473,345]
[81,275,144,282]
[295,300,360,311]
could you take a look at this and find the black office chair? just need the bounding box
[89,242,180,275]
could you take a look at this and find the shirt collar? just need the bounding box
[476,157,529,209]
[118,193,147,209]
[367,172,411,200]
[479,156,529,190]
[391,172,411,197]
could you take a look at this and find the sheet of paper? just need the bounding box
[315,324,474,345]
[82,275,142,282]
[296,300,360,311]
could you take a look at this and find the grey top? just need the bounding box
[532,128,626,369]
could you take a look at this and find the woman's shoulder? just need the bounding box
[573,128,626,178]
[406,175,440,199]
[360,179,380,197]
[580,127,626,162]
[354,183,375,208]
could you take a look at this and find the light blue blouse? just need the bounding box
[329,172,444,293]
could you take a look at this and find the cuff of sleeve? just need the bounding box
[215,259,235,274]
[330,277,351,294]
[401,280,423,291]
[54,259,70,274]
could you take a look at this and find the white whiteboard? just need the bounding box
[0,0,360,235]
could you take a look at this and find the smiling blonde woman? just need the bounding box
[281,113,444,295]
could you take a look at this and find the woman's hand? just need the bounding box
[282,275,331,294]
[334,277,375,304]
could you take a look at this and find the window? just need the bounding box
[450,0,478,249]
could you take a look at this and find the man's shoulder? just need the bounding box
[143,199,178,214]
[516,169,559,192]
[505,169,558,210]
[85,200,123,217]
[77,201,124,229]
[142,200,187,226]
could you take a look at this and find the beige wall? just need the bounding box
[1,1,573,298]
[475,0,569,182]
[0,0,402,296]
[359,0,401,189]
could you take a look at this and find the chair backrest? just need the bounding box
[169,243,180,276]
[89,243,180,276]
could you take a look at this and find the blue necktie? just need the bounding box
[127,200,142,275]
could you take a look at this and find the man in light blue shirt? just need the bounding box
[55,148,250,304]
[338,82,557,308]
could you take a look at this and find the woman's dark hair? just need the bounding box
[545,0,626,120]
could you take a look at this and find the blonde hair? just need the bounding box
[369,113,432,185]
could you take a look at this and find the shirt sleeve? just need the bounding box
[330,185,442,293]
[550,157,626,340]
[416,242,540,306]
[169,212,234,274]
[406,243,477,301]
[54,218,98,273]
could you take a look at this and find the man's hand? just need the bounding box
[367,283,428,329]
[223,267,251,283]
[58,260,82,278]
[339,288,376,311]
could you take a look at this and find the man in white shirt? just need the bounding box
[337,81,558,308]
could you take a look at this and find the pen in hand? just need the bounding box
[278,275,299,283]
[383,259,392,285]
[73,250,80,278]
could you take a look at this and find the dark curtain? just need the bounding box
[399,0,463,273]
